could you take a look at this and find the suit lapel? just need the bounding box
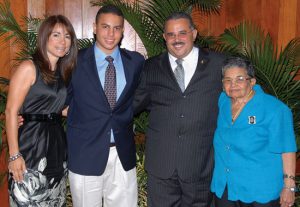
[185,48,210,91]
[114,49,133,108]
[159,52,182,90]
[159,49,210,92]
[82,46,110,107]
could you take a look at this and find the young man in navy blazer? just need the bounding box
[66,5,144,207]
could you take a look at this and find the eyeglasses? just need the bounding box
[222,76,252,85]
[165,30,194,40]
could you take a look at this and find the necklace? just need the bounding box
[231,89,253,123]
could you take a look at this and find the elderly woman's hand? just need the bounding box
[280,187,295,207]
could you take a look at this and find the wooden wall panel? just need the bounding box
[278,0,297,48]
[1,0,300,79]
[82,1,99,38]
[34,0,97,39]
[64,0,83,38]
[260,0,280,44]
[297,1,300,38]
[45,0,64,15]
[27,0,45,17]
[194,0,299,49]
[0,33,11,78]
[18,0,300,49]
[0,0,27,78]
[225,0,243,28]
[243,0,261,25]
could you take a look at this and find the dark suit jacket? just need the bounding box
[134,48,225,182]
[67,45,144,176]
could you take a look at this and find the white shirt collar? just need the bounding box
[168,47,198,71]
[168,47,199,88]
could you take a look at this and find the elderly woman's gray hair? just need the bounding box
[222,57,255,78]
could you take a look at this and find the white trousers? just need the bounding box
[69,147,138,207]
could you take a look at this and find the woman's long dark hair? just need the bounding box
[32,15,77,85]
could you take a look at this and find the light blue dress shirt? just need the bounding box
[211,84,297,203]
[94,45,126,143]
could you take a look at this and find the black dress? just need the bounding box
[9,64,67,207]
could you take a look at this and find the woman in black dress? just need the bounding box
[6,15,77,206]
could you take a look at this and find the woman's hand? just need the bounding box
[281,152,296,207]
[8,157,27,182]
[280,188,295,207]
[17,115,24,127]
[62,106,68,117]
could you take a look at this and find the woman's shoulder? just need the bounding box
[255,86,291,113]
[218,91,229,107]
[11,60,36,85]
[18,59,35,70]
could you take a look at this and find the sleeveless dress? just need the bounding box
[8,64,68,207]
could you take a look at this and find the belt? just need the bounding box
[110,143,116,147]
[22,113,62,123]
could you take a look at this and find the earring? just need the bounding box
[65,50,70,56]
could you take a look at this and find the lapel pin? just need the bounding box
[248,116,256,124]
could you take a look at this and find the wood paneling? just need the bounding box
[193,0,299,49]
[15,0,300,49]
[1,0,300,79]
[278,0,297,48]
[260,0,280,44]
[27,0,45,17]
[64,0,83,38]
[297,1,300,38]
[45,0,64,15]
[0,0,27,78]
[82,1,99,38]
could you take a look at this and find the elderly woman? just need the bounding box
[211,57,297,207]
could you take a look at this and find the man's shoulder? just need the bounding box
[77,46,93,59]
[198,47,227,60]
[145,51,167,65]
[120,48,145,61]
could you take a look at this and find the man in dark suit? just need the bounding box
[66,5,144,207]
[134,12,225,207]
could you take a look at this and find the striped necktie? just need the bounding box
[174,59,185,92]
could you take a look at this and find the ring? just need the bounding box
[289,204,293,207]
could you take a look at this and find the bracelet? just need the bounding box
[8,152,22,162]
[283,186,298,192]
[283,174,296,181]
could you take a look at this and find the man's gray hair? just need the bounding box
[164,12,195,31]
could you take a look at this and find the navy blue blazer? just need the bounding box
[66,45,145,175]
